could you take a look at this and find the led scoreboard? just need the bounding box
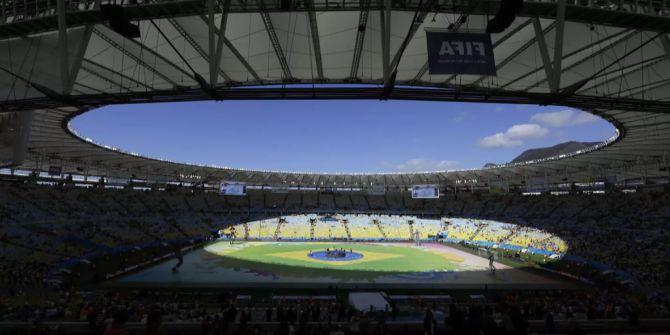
[411,185,440,199]
[219,181,247,196]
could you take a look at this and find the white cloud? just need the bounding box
[531,110,573,127]
[381,159,458,172]
[479,123,548,149]
[479,133,523,148]
[572,111,600,125]
[531,109,600,127]
[505,123,549,139]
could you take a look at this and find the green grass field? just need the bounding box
[204,241,465,274]
[113,241,572,288]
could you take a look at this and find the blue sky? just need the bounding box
[71,100,616,173]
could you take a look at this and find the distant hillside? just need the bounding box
[510,141,600,163]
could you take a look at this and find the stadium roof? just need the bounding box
[1,0,670,187]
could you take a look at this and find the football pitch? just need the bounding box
[110,241,573,289]
[206,242,466,272]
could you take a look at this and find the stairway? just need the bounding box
[469,224,485,240]
[160,197,175,212]
[243,222,250,240]
[203,196,215,213]
[441,220,450,232]
[134,194,152,213]
[169,220,190,238]
[273,218,283,240]
[440,200,449,216]
[500,226,520,244]
[281,193,288,209]
[128,220,161,241]
[342,220,351,240]
[183,197,195,211]
[309,219,315,240]
[374,220,388,240]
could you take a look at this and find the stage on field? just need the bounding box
[107,241,574,289]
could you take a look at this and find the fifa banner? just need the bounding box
[272,185,289,194]
[411,185,440,199]
[527,178,548,193]
[489,180,509,194]
[219,181,246,196]
[367,185,386,195]
[425,31,496,75]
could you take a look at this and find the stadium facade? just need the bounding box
[1,0,670,189]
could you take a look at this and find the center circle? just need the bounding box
[308,250,364,262]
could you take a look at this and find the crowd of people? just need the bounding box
[0,177,669,330]
[229,215,566,254]
[1,287,667,334]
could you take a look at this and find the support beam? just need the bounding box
[533,17,556,92]
[389,0,437,72]
[214,0,232,86]
[62,0,101,94]
[502,28,631,90]
[469,21,556,87]
[305,0,324,80]
[5,0,670,39]
[92,27,186,87]
[200,13,262,82]
[523,30,639,91]
[349,0,371,79]
[74,82,107,94]
[577,55,666,94]
[5,86,670,114]
[256,0,293,80]
[82,59,153,90]
[78,66,133,92]
[552,0,566,92]
[169,17,232,83]
[381,0,391,82]
[66,26,94,93]
[442,17,532,85]
[11,110,34,167]
[616,78,670,98]
[412,62,429,82]
[414,13,470,83]
[208,0,217,85]
[57,0,69,94]
[661,33,670,63]
[223,36,262,82]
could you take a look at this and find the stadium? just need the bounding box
[1,0,670,334]
[113,215,569,289]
